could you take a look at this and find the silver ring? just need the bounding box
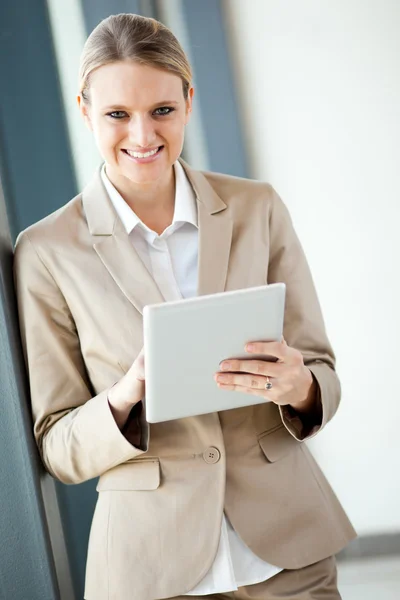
[265,377,273,391]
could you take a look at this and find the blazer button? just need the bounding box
[203,447,221,464]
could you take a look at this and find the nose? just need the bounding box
[129,114,157,148]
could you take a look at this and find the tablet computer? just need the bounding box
[143,283,286,423]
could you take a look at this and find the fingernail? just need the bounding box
[246,344,254,351]
[221,362,230,371]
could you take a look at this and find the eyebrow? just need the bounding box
[102,100,180,111]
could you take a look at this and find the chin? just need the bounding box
[122,167,165,186]
[122,160,173,183]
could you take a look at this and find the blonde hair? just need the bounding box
[79,13,192,102]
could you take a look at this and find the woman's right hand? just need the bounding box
[108,348,146,430]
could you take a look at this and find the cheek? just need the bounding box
[164,119,186,148]
[92,120,123,154]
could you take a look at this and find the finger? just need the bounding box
[215,372,275,391]
[246,340,297,362]
[132,349,146,380]
[219,359,284,378]
[245,340,288,360]
[216,382,272,401]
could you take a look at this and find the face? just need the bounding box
[78,60,193,187]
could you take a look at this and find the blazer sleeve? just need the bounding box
[13,231,148,485]
[267,187,341,441]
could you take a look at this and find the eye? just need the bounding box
[153,106,175,116]
[107,111,128,119]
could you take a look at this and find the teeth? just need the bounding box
[126,147,159,158]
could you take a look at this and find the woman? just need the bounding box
[14,13,356,600]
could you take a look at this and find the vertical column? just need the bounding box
[0,1,77,240]
[0,179,60,599]
[168,0,249,177]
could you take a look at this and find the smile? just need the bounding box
[123,147,163,159]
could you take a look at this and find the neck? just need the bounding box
[105,164,176,232]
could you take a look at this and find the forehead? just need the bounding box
[89,61,183,108]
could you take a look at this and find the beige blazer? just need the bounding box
[14,160,356,600]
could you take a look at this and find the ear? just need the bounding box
[77,94,93,131]
[184,87,195,125]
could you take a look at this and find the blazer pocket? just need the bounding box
[258,424,300,463]
[96,459,160,491]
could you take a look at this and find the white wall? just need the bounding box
[224,0,400,535]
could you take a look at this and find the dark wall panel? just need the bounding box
[0,181,59,600]
[0,0,77,241]
[81,0,142,33]
[180,0,249,178]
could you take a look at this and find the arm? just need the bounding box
[13,232,148,484]
[267,187,340,440]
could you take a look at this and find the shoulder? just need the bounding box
[191,167,296,241]
[197,167,289,216]
[14,192,86,257]
[201,169,275,202]
[197,168,289,221]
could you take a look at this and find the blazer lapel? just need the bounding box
[196,203,233,296]
[180,160,233,297]
[82,168,164,314]
[93,232,164,313]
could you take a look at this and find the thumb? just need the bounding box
[133,347,146,380]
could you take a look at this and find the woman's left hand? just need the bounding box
[214,338,318,415]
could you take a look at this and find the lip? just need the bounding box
[124,145,162,154]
